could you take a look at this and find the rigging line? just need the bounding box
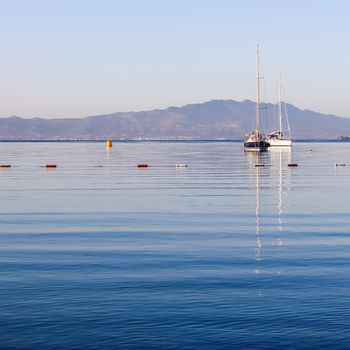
[284,103,292,139]
[280,77,292,139]
[257,47,268,134]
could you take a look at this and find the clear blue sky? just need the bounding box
[0,0,349,118]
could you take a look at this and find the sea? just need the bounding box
[0,141,350,349]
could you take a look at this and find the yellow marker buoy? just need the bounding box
[106,140,113,148]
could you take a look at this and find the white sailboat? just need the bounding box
[244,45,270,152]
[267,71,292,147]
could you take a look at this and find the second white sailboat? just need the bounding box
[267,71,292,147]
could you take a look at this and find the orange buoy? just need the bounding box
[106,140,113,148]
[137,164,148,168]
[0,164,11,168]
[46,164,57,168]
[288,163,298,167]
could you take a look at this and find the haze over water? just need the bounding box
[0,141,350,349]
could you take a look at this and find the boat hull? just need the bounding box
[267,138,292,147]
[244,141,270,152]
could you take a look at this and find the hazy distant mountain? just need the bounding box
[0,99,350,140]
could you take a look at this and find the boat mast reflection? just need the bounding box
[277,149,283,246]
[246,149,291,263]
[245,151,269,262]
[255,161,262,261]
[273,148,291,247]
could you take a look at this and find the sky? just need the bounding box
[0,0,349,118]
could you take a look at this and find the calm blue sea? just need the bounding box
[0,141,350,349]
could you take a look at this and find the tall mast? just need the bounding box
[278,70,282,134]
[256,45,261,135]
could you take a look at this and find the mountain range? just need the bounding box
[0,99,350,140]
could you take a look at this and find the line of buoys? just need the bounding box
[2,162,349,169]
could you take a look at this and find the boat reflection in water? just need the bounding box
[270,148,291,250]
[254,155,262,261]
[245,152,269,263]
[245,148,291,280]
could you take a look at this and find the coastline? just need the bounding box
[0,139,349,143]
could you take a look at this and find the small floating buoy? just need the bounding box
[106,140,113,148]
[335,163,346,167]
[288,163,298,167]
[0,164,11,168]
[255,164,264,167]
[176,163,187,168]
[45,164,57,168]
[137,164,148,168]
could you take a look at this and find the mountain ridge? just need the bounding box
[0,99,349,140]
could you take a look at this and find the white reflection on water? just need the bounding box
[271,148,291,246]
[255,163,262,261]
[245,148,292,279]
